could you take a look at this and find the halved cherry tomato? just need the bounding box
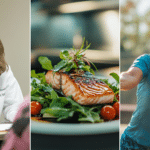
[100,105,116,120]
[113,102,119,117]
[31,101,42,115]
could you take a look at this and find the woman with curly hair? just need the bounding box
[0,40,23,122]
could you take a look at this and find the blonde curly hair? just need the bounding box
[0,40,8,75]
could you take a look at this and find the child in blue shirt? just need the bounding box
[120,54,150,149]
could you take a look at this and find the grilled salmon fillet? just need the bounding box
[46,71,114,105]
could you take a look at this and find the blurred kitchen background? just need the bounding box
[120,0,150,135]
[31,0,119,76]
[31,0,120,149]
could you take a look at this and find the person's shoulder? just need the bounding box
[132,54,150,77]
[134,54,150,65]
[5,65,13,75]
[1,65,14,81]
[136,54,150,60]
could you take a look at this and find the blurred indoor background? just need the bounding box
[120,0,150,135]
[31,0,119,76]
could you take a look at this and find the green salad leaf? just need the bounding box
[53,60,68,72]
[100,72,119,94]
[38,56,53,70]
[110,73,119,85]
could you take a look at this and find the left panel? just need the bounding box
[0,0,30,149]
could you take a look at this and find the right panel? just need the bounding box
[120,0,150,149]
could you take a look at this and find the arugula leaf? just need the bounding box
[110,73,119,85]
[53,60,67,72]
[51,90,59,99]
[40,93,103,123]
[60,50,70,60]
[78,111,102,123]
[31,70,45,79]
[41,107,74,121]
[41,84,54,94]
[38,56,53,70]
[101,78,119,93]
[50,97,70,108]
[37,39,97,75]
[100,73,119,103]
[31,96,46,105]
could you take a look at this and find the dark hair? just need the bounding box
[0,40,8,75]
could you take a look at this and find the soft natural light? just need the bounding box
[73,34,83,49]
[137,0,150,16]
[96,11,119,56]
[58,1,118,14]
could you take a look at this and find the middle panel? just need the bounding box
[31,0,120,149]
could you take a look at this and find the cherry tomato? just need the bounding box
[100,105,116,120]
[31,101,42,115]
[116,93,119,101]
[113,102,119,117]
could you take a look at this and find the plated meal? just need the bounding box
[31,40,119,123]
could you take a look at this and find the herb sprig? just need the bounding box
[38,38,97,75]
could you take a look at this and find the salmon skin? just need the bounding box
[46,71,114,105]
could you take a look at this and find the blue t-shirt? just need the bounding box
[124,54,150,146]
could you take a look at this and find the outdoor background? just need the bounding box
[0,0,30,122]
[120,0,150,134]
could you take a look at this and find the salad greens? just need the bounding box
[31,70,119,123]
[31,71,119,123]
[31,76,104,123]
[31,40,119,123]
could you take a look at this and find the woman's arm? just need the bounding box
[120,67,143,91]
[3,67,24,122]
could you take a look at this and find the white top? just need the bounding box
[0,66,23,122]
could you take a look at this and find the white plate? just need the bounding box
[31,120,119,135]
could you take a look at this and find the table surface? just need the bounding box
[0,131,7,141]
[0,123,12,141]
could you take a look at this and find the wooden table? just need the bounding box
[0,123,12,141]
[0,130,7,148]
[0,130,7,141]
